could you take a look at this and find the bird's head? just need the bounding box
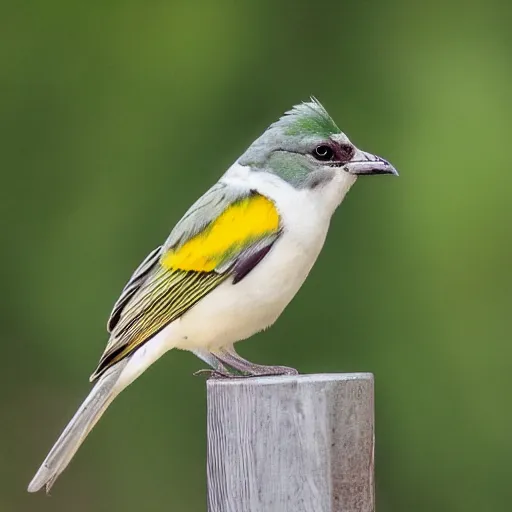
[239,98,398,191]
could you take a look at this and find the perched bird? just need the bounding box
[28,99,397,493]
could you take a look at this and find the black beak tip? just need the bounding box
[377,157,398,176]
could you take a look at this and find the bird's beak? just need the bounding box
[344,149,398,176]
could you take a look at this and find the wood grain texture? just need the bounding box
[207,373,374,512]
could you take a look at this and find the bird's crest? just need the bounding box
[271,97,340,138]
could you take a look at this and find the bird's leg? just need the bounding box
[191,349,234,378]
[215,345,299,377]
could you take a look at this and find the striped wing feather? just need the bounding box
[107,246,162,333]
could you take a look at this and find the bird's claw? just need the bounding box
[193,369,232,379]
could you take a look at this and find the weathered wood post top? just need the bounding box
[207,373,375,512]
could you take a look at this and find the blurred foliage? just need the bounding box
[1,0,511,511]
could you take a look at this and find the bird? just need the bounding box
[28,98,398,494]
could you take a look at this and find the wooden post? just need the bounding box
[207,373,374,512]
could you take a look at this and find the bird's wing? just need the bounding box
[90,184,281,381]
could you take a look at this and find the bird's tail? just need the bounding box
[27,358,129,494]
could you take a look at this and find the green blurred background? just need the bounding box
[2,0,511,511]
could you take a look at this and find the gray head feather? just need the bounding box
[239,99,343,188]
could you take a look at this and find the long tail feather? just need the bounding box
[27,358,128,493]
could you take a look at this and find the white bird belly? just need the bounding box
[173,227,325,351]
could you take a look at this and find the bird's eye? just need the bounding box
[313,145,334,161]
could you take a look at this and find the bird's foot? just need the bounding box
[193,368,233,379]
[235,364,299,378]
[193,365,298,379]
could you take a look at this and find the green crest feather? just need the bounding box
[271,97,340,138]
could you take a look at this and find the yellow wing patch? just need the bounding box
[162,194,279,272]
